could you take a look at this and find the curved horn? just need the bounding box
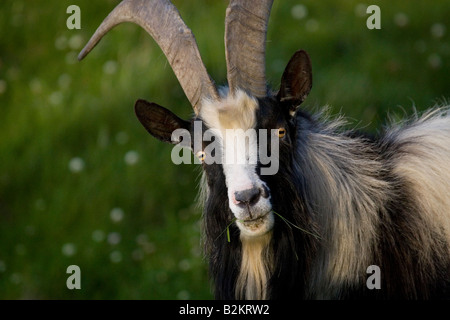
[225,0,274,98]
[78,0,219,114]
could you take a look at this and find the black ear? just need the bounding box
[277,50,312,113]
[134,99,191,144]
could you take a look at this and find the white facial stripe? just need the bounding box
[201,90,261,195]
[200,89,273,234]
[224,128,258,165]
[224,165,255,194]
[222,128,263,216]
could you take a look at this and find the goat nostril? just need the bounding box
[249,190,261,205]
[261,185,270,199]
[234,188,261,206]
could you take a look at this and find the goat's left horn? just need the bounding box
[78,0,219,114]
[225,0,274,98]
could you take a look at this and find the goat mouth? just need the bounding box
[237,211,274,235]
[242,214,268,224]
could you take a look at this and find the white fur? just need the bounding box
[387,108,450,256]
[300,107,450,298]
[200,90,273,236]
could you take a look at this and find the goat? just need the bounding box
[79,0,450,299]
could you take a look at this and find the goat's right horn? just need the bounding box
[78,0,219,114]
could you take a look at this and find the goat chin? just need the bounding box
[235,212,274,238]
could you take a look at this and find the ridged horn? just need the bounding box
[225,0,274,98]
[78,0,219,114]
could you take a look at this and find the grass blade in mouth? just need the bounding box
[272,210,321,240]
[217,211,321,243]
[216,217,238,243]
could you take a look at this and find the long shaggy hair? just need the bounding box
[201,105,450,300]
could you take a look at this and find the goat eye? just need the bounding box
[278,128,286,138]
[196,151,206,162]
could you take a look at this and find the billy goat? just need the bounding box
[79,0,450,299]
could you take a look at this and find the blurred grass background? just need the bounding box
[0,0,448,299]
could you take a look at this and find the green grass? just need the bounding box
[0,0,448,299]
